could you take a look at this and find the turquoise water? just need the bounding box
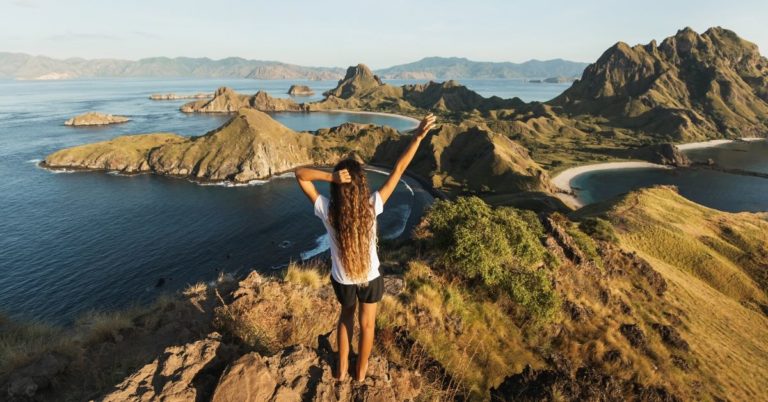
[0,78,568,323]
[570,141,768,212]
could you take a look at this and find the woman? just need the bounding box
[295,113,436,381]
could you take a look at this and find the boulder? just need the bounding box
[101,332,232,402]
[211,344,422,402]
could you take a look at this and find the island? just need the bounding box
[287,84,314,96]
[149,93,212,100]
[180,87,307,113]
[64,112,130,126]
[543,76,574,83]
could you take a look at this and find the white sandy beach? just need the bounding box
[552,137,767,208]
[551,162,672,208]
[676,137,766,150]
[326,109,421,126]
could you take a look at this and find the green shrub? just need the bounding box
[579,217,618,243]
[423,196,559,319]
[565,224,604,269]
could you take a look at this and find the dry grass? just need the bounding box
[582,186,768,305]
[377,260,540,399]
[283,259,329,289]
[0,318,74,377]
[214,262,337,353]
[576,186,768,401]
[74,310,135,345]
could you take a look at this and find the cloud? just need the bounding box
[48,32,120,41]
[132,31,161,39]
[12,0,36,8]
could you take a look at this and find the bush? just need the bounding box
[579,217,618,242]
[423,196,559,319]
[565,223,604,269]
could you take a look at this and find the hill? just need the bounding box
[551,27,768,141]
[375,56,588,79]
[572,186,768,401]
[311,63,525,114]
[42,108,550,196]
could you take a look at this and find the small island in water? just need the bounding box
[287,84,315,96]
[64,112,130,126]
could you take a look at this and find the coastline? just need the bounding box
[552,137,767,209]
[551,162,671,208]
[324,108,421,127]
[676,137,765,150]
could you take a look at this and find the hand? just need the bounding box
[415,113,436,139]
[333,169,351,184]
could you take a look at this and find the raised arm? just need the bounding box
[295,167,350,203]
[378,114,436,204]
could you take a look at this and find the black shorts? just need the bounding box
[331,275,384,307]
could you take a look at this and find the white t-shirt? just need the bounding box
[313,191,384,285]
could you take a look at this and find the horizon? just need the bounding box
[3,0,768,69]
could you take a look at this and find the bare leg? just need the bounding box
[355,302,377,381]
[336,304,356,380]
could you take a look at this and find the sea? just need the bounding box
[0,77,571,323]
[571,141,768,212]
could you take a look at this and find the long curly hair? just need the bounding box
[329,159,375,283]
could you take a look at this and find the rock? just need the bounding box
[180,87,251,113]
[211,344,422,402]
[181,87,306,113]
[651,323,690,351]
[323,64,384,99]
[64,112,130,126]
[250,90,306,112]
[211,353,277,402]
[552,27,768,140]
[383,275,405,295]
[563,300,592,322]
[149,93,212,100]
[491,363,681,401]
[619,323,648,350]
[102,332,231,402]
[5,353,69,399]
[629,143,690,166]
[287,85,314,96]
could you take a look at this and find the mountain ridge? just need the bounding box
[376,56,589,79]
[0,52,588,80]
[551,26,768,140]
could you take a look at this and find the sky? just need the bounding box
[2,0,767,68]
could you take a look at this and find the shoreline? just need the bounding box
[551,162,671,208]
[676,137,765,150]
[324,108,421,127]
[552,137,767,209]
